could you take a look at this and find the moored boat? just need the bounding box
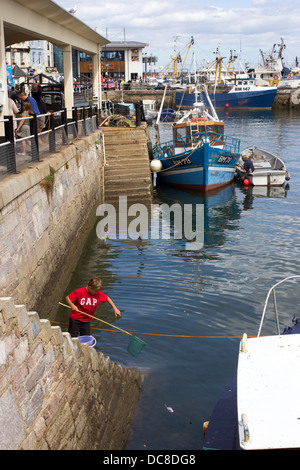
[247,37,285,87]
[235,146,290,186]
[142,99,158,123]
[160,108,177,122]
[151,85,241,192]
[176,78,277,109]
[203,275,300,450]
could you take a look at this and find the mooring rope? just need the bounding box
[153,139,203,173]
[50,320,247,339]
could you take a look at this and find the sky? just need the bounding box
[54,0,300,70]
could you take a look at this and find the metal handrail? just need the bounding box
[0,104,99,178]
[257,275,300,337]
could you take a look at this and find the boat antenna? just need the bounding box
[155,84,168,145]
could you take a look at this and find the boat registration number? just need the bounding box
[172,157,192,166]
[217,155,233,164]
[234,87,250,91]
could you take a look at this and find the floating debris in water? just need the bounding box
[164,404,174,413]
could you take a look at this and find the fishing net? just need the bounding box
[127,334,147,357]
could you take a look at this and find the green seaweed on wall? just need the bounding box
[39,166,56,201]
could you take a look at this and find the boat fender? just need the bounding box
[241,414,250,443]
[150,159,163,173]
[147,140,154,160]
[203,421,209,435]
[285,172,290,181]
[240,333,248,353]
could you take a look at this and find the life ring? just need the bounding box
[286,74,292,79]
[274,74,279,80]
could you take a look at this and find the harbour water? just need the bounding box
[55,108,300,450]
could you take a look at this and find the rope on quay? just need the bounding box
[50,320,249,339]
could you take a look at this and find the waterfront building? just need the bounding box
[80,41,148,82]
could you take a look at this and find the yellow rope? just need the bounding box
[50,319,247,339]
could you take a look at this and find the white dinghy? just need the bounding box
[236,146,290,186]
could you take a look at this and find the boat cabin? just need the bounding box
[173,120,225,147]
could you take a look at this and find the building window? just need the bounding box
[101,50,124,61]
[79,51,92,62]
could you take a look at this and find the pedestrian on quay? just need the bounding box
[7,90,19,131]
[15,101,33,156]
[17,89,40,116]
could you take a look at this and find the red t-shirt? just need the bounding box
[68,287,108,322]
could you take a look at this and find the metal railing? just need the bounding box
[257,275,300,337]
[0,105,99,180]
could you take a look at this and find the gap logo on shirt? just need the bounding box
[80,298,98,306]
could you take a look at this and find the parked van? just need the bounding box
[146,77,159,89]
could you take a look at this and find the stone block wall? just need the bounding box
[0,297,143,450]
[0,131,104,317]
[274,88,300,108]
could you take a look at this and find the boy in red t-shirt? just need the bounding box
[66,278,121,337]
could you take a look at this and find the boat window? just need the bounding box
[174,127,187,140]
[207,125,224,135]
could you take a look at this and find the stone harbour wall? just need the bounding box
[0,297,143,450]
[274,87,300,108]
[0,130,104,318]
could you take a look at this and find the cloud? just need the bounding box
[55,0,300,67]
[252,0,268,5]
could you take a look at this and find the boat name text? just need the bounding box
[217,155,233,164]
[234,87,250,91]
[171,157,192,166]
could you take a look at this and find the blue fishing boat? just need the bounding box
[151,86,241,192]
[175,78,277,109]
[203,275,300,450]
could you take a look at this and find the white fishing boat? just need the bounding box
[142,99,158,122]
[203,275,300,450]
[236,146,290,186]
[247,37,285,86]
[278,68,300,89]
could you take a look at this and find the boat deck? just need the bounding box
[237,333,300,449]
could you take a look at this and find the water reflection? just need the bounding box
[155,183,241,251]
[53,111,300,450]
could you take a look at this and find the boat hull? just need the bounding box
[155,142,240,192]
[176,87,277,109]
[236,146,289,186]
[236,168,287,186]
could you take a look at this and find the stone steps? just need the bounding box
[102,126,153,205]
